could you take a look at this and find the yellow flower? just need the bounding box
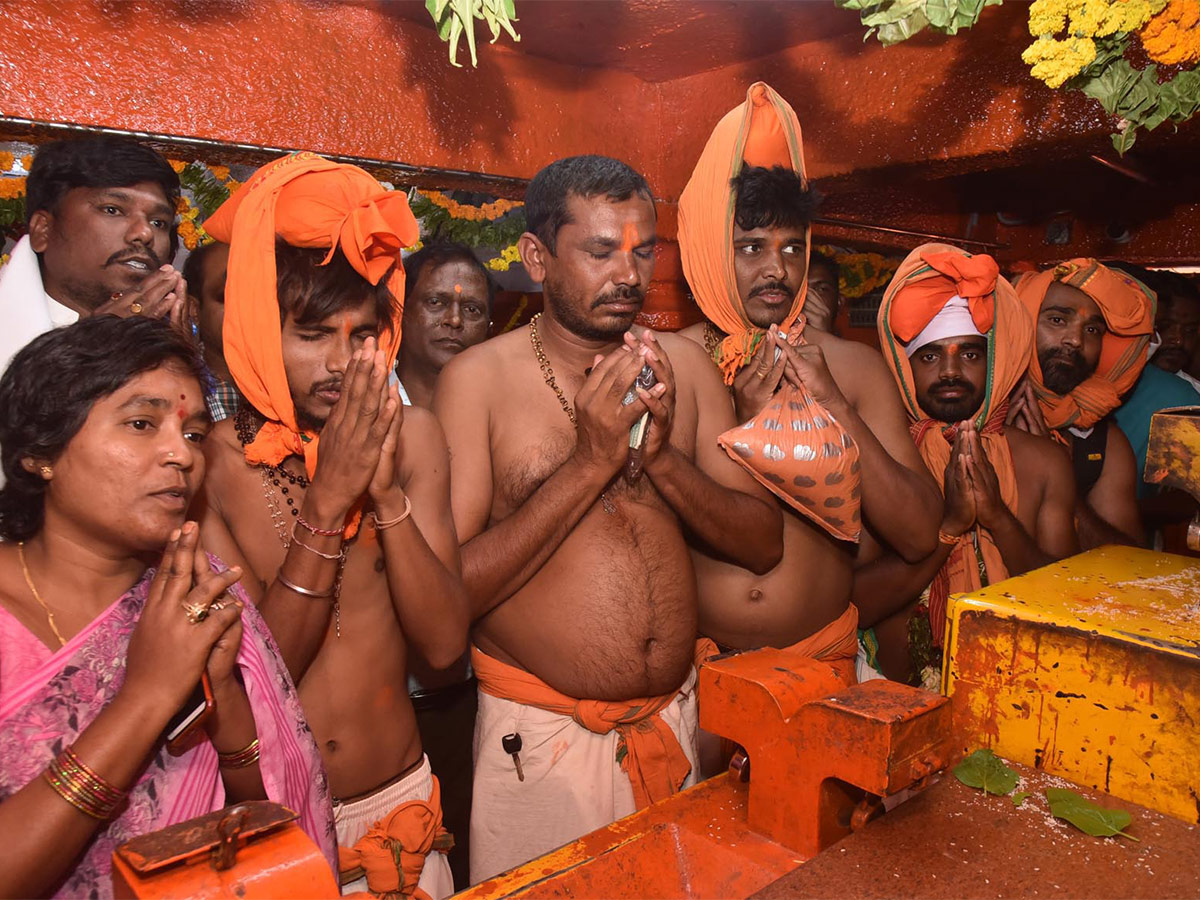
[168,159,188,174]
[0,253,9,269]
[0,152,14,172]
[1023,35,1097,87]
[210,165,231,182]
[1029,0,1070,35]
[486,243,522,271]
[225,179,242,193]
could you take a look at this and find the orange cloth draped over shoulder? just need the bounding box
[694,603,860,685]
[878,244,1034,646]
[679,81,809,383]
[471,646,691,810]
[204,152,418,533]
[337,778,448,900]
[1014,259,1155,431]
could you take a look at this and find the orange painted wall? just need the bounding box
[0,0,660,187]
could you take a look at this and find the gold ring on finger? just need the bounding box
[756,368,770,380]
[129,301,144,315]
[181,600,210,625]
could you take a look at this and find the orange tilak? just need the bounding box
[619,221,638,254]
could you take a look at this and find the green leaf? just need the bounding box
[1045,788,1139,840]
[925,0,959,29]
[1012,791,1031,807]
[1112,128,1138,155]
[1078,58,1139,116]
[953,749,1019,795]
[860,0,926,27]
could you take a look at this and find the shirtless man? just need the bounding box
[677,84,941,677]
[197,155,466,898]
[856,246,1077,682]
[1011,261,1151,548]
[434,154,783,881]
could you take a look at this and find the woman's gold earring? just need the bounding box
[39,466,52,479]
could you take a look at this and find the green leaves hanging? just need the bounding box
[1045,788,1140,841]
[426,0,521,68]
[953,748,1021,796]
[835,0,1003,47]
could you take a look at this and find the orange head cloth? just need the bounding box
[204,152,418,534]
[878,244,1034,646]
[679,82,809,384]
[1014,259,1155,431]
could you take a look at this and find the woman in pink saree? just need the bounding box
[0,316,335,898]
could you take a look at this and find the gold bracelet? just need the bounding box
[938,529,963,545]
[217,737,261,769]
[371,496,413,530]
[44,747,127,819]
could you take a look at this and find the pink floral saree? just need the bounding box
[0,560,336,898]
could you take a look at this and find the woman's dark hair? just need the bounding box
[0,316,206,542]
[403,240,495,310]
[525,155,653,254]
[275,241,398,334]
[25,136,183,257]
[731,165,820,232]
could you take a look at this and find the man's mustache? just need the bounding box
[591,286,644,308]
[1043,348,1086,370]
[932,379,974,394]
[750,280,791,299]
[311,379,343,396]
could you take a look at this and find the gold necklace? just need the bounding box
[17,542,67,648]
[529,314,616,515]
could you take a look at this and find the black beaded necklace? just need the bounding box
[235,407,309,519]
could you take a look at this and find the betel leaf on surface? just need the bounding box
[1011,791,1031,807]
[953,749,1020,796]
[1045,788,1140,841]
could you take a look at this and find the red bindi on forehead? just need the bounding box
[453,283,463,294]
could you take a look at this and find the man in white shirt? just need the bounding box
[0,136,185,378]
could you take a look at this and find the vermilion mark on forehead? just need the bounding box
[620,222,638,254]
[454,283,463,294]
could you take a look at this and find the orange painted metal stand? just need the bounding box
[458,650,954,899]
[111,801,340,899]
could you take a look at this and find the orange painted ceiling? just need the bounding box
[384,0,864,82]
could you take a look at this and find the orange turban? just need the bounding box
[1014,259,1155,431]
[204,152,419,490]
[679,82,809,384]
[878,244,1034,646]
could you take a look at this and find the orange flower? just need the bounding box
[1140,0,1200,65]
[421,189,521,222]
[210,164,231,181]
[0,177,26,199]
[19,155,32,172]
[168,159,188,174]
[0,152,14,172]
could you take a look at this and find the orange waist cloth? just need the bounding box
[695,603,859,683]
[471,645,692,810]
[337,777,447,900]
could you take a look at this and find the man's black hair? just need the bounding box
[525,155,653,254]
[731,165,820,233]
[403,240,495,309]
[182,241,224,303]
[275,241,397,333]
[0,316,206,542]
[26,136,182,257]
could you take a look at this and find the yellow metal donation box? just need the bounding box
[943,546,1200,824]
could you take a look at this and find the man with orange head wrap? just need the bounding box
[1010,259,1152,548]
[858,245,1078,683]
[197,153,467,899]
[676,83,941,681]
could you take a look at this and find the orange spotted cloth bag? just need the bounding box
[716,334,862,543]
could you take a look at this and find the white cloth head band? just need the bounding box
[904,295,985,357]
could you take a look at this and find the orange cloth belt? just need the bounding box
[337,777,448,900]
[694,603,860,683]
[471,646,692,810]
